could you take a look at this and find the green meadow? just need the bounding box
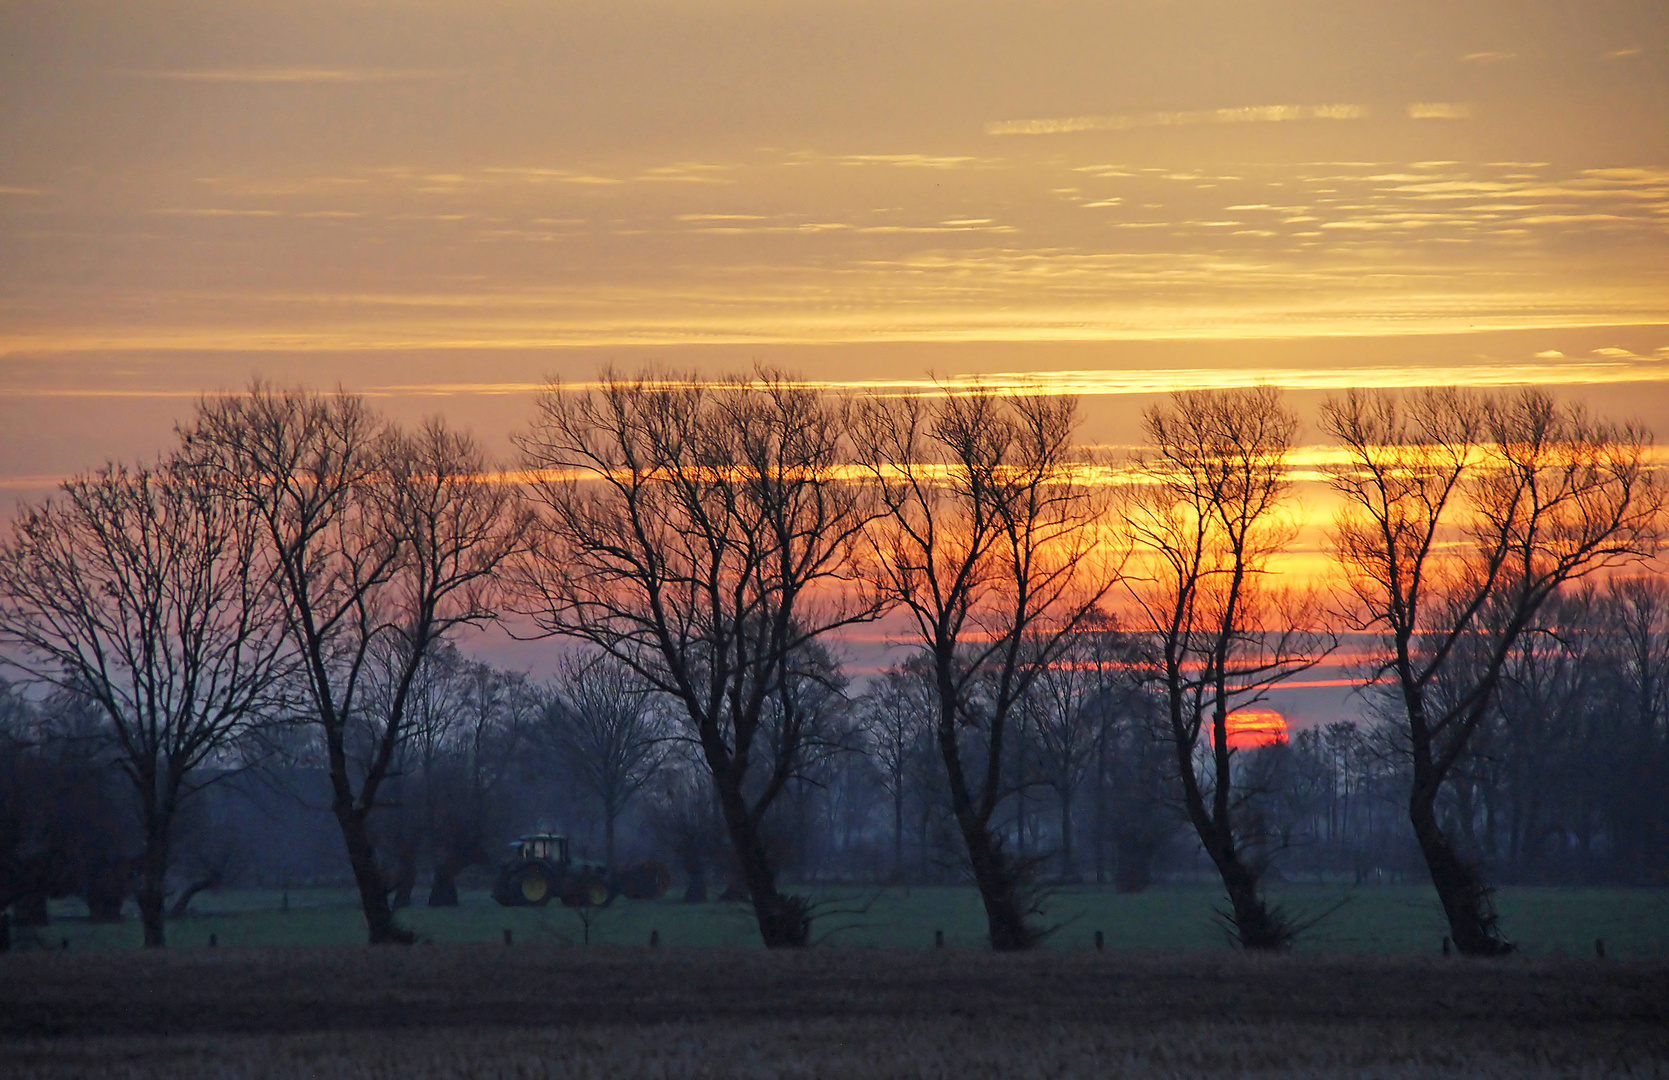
[18,884,1669,957]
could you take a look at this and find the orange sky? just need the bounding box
[2,1,1665,725]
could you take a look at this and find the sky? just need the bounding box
[2,0,1667,721]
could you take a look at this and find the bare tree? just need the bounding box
[1123,387,1330,949]
[1028,612,1124,881]
[513,369,881,947]
[1322,386,1661,954]
[429,655,538,905]
[854,388,1119,950]
[382,643,537,907]
[858,658,934,882]
[185,387,522,944]
[541,652,668,866]
[0,458,285,946]
[1601,576,1669,882]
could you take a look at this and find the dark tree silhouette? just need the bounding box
[1322,386,1661,954]
[857,659,934,882]
[1123,387,1331,949]
[541,652,668,867]
[854,388,1119,950]
[514,369,882,948]
[186,387,522,944]
[0,457,286,946]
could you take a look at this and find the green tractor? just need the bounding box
[491,834,673,909]
[492,834,612,908]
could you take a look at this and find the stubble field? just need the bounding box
[3,946,1667,1078]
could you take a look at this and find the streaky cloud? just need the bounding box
[1408,103,1473,120]
[130,67,462,84]
[986,103,1366,136]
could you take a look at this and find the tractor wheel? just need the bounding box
[516,865,554,906]
[561,873,613,908]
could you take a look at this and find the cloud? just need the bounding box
[0,186,42,196]
[152,208,281,217]
[131,68,459,84]
[634,163,737,184]
[1460,52,1516,63]
[1408,103,1472,120]
[986,103,1365,136]
[323,357,1669,399]
[1603,48,1642,60]
[831,154,994,169]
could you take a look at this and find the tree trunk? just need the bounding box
[1213,847,1283,949]
[135,780,173,948]
[426,861,461,907]
[604,811,617,869]
[682,858,707,903]
[338,810,412,945]
[1093,735,1107,886]
[389,841,418,910]
[892,787,905,883]
[936,696,1039,951]
[956,808,1036,950]
[1410,783,1513,956]
[715,783,808,948]
[1176,722,1287,948]
[1113,828,1154,893]
[85,861,129,924]
[1058,788,1075,880]
[132,831,171,948]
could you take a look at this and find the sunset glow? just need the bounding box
[1220,709,1291,751]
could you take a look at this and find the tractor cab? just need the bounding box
[514,834,570,865]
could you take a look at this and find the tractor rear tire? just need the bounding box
[515,865,555,906]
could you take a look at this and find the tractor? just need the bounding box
[491,833,672,908]
[492,834,609,908]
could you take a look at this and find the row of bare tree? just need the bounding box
[0,373,1660,954]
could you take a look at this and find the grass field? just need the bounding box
[4,947,1666,1078]
[15,883,1669,957]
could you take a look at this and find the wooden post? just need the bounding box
[208,933,217,948]
[503,928,513,947]
[650,929,660,949]
[1442,936,1451,956]
[934,929,944,949]
[1094,930,1104,952]
[1595,938,1606,959]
